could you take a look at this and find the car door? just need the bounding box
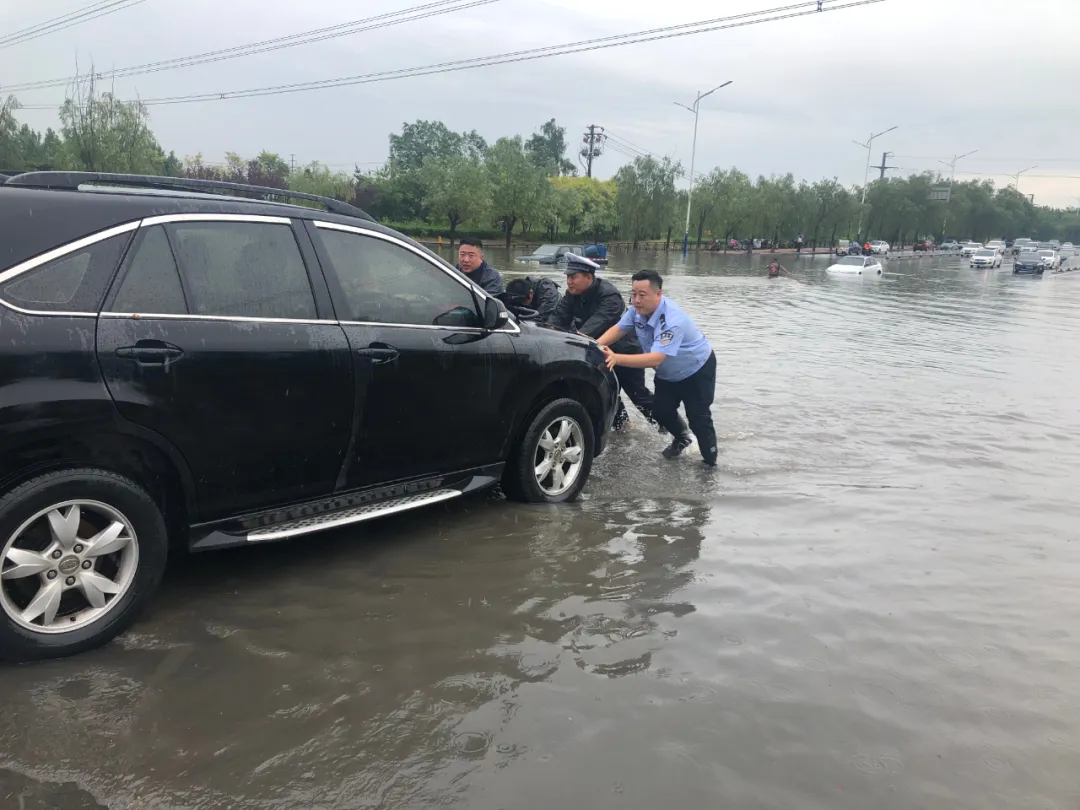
[307,221,520,489]
[96,214,354,521]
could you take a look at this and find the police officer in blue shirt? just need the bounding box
[595,269,718,466]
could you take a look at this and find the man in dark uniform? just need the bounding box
[504,276,561,320]
[455,238,504,295]
[547,254,675,434]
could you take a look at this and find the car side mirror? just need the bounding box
[483,296,510,330]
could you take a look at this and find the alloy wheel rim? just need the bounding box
[534,417,585,497]
[0,500,140,634]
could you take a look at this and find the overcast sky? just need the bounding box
[2,0,1078,207]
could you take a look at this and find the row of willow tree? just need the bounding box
[3,82,1078,248]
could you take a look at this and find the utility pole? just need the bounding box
[937,149,977,240]
[852,125,897,243]
[580,125,605,178]
[871,151,897,180]
[675,80,733,258]
[290,153,296,173]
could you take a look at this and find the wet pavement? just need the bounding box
[3,249,1080,809]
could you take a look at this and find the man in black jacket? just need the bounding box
[455,238,504,295]
[504,276,561,320]
[547,254,680,434]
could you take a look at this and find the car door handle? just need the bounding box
[356,345,399,364]
[115,342,184,365]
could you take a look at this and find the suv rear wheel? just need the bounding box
[503,398,595,504]
[0,469,168,663]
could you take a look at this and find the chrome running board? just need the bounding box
[247,489,461,542]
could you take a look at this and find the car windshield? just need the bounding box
[974,250,994,257]
[836,256,864,266]
[531,244,562,254]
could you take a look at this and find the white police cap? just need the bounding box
[563,253,601,274]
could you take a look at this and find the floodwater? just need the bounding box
[4,249,1080,810]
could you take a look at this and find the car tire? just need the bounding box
[502,398,595,504]
[0,468,168,663]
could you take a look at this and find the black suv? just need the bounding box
[0,172,619,663]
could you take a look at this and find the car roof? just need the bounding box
[0,183,428,273]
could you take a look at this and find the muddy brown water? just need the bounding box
[3,250,1079,809]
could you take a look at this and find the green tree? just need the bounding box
[614,156,682,248]
[58,76,168,174]
[421,155,490,244]
[486,136,551,249]
[525,118,576,176]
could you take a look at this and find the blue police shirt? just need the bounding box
[616,295,712,382]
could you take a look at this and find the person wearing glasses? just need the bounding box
[595,269,717,467]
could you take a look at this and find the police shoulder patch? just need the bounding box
[657,329,675,345]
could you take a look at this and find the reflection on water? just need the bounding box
[2,251,1080,810]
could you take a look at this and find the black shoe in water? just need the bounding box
[662,434,693,459]
[613,404,630,432]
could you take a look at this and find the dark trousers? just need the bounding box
[613,365,655,420]
[652,351,717,462]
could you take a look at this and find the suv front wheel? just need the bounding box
[0,469,168,663]
[503,398,595,504]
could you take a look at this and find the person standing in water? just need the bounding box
[766,261,790,279]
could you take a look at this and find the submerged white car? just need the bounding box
[826,255,883,275]
[970,249,1002,268]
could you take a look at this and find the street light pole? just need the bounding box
[937,148,977,240]
[1014,166,1038,192]
[852,125,897,243]
[676,80,733,258]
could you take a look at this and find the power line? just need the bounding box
[16,0,884,110]
[0,0,147,49]
[1,0,497,93]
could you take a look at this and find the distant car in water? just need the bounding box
[1062,242,1074,251]
[1037,249,1060,270]
[516,243,608,265]
[869,240,890,255]
[1013,251,1045,275]
[970,249,1002,269]
[913,239,936,252]
[986,240,1005,254]
[961,242,983,257]
[826,255,883,275]
[1011,238,1033,255]
[939,240,961,252]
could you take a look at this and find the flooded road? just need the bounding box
[3,249,1080,809]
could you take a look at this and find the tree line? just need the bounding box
[3,81,1077,248]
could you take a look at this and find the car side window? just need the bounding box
[0,231,132,313]
[108,225,188,314]
[318,229,481,328]
[166,221,317,320]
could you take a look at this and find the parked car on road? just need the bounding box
[913,239,936,252]
[0,172,621,663]
[939,240,961,252]
[869,240,890,255]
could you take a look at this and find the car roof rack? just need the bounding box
[1,171,375,222]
